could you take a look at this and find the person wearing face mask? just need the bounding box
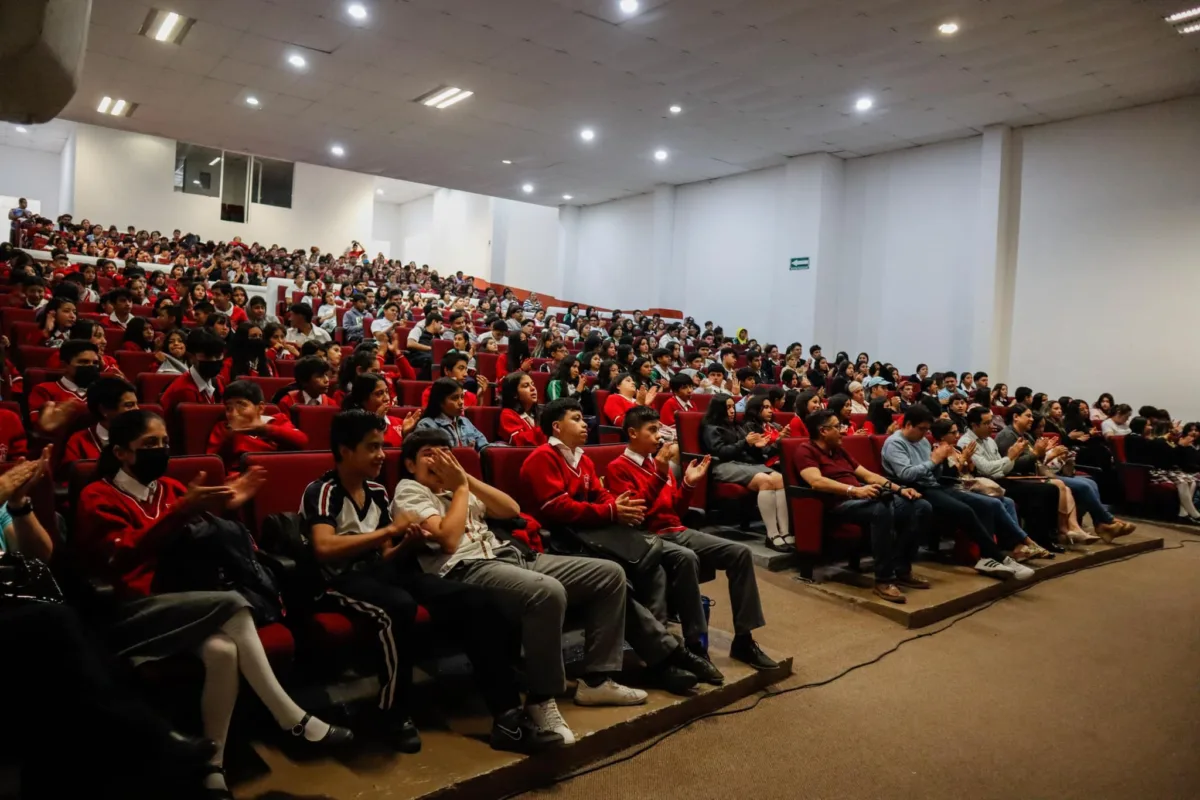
[161,328,228,418]
[74,410,353,799]
[30,339,101,432]
[219,323,278,382]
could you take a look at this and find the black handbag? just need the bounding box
[556,524,663,574]
[0,551,64,608]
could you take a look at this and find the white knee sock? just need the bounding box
[772,488,790,539]
[219,609,331,741]
[1177,480,1200,518]
[758,490,782,541]
[197,634,239,778]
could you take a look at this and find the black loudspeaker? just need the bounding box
[0,0,91,124]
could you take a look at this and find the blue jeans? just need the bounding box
[951,491,1029,549]
[1057,475,1113,525]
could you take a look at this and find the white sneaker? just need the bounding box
[525,698,575,745]
[574,678,648,708]
[974,557,1016,579]
[1002,556,1035,580]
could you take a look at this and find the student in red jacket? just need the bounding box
[61,376,139,467]
[219,322,278,383]
[74,410,352,796]
[602,372,657,427]
[342,372,419,447]
[0,403,28,462]
[207,380,308,473]
[119,317,156,353]
[657,372,696,443]
[419,351,486,408]
[26,296,76,348]
[102,288,135,332]
[46,320,123,375]
[498,371,547,446]
[210,281,249,327]
[606,406,776,671]
[518,397,716,694]
[30,339,100,430]
[789,390,822,437]
[161,328,228,418]
[277,355,336,416]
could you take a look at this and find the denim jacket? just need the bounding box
[414,414,489,451]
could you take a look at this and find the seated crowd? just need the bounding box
[0,213,1195,798]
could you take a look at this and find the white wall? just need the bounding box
[430,189,493,282]
[838,137,984,372]
[72,123,375,254]
[57,128,76,218]
[1009,97,1200,418]
[0,144,63,218]
[570,192,655,309]
[496,198,562,297]
[372,193,434,265]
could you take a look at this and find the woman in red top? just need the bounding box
[220,323,278,383]
[120,317,157,353]
[45,320,122,374]
[788,390,823,437]
[498,371,547,446]
[828,393,872,436]
[342,372,418,447]
[602,372,657,427]
[74,410,352,798]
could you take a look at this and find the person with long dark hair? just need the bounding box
[788,390,823,437]
[498,371,547,446]
[75,411,352,798]
[342,372,418,447]
[699,393,791,550]
[220,322,277,382]
[119,317,156,353]
[414,378,489,451]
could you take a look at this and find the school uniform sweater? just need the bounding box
[659,396,693,428]
[161,370,225,418]
[604,449,693,535]
[499,408,548,446]
[75,475,190,598]
[206,415,309,475]
[277,389,336,416]
[0,409,28,462]
[603,393,637,426]
[62,424,106,465]
[45,351,120,374]
[520,441,616,527]
[29,377,87,427]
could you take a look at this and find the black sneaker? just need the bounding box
[646,662,699,695]
[386,717,422,753]
[729,635,779,671]
[490,708,564,754]
[672,646,725,685]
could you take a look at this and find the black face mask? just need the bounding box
[195,360,224,381]
[73,365,101,388]
[130,446,170,485]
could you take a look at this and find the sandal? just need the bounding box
[766,534,794,553]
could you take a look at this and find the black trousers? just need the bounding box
[826,495,930,581]
[995,477,1061,546]
[0,603,178,798]
[327,561,522,719]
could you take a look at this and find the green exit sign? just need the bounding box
[789,256,810,270]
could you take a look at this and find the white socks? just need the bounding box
[1176,480,1200,519]
[772,488,790,538]
[758,489,788,541]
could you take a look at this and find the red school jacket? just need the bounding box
[499,408,547,447]
[604,451,694,535]
[519,443,616,528]
[161,372,226,418]
[29,378,87,427]
[206,415,309,475]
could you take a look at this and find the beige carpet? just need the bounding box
[524,525,1200,800]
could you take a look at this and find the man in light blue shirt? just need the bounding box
[342,294,368,343]
[936,373,968,404]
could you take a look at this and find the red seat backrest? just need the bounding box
[482,446,538,508]
[849,413,868,430]
[842,435,881,474]
[115,350,160,376]
[177,402,280,455]
[585,445,627,488]
[1110,434,1127,463]
[274,358,296,378]
[677,411,705,456]
[690,393,713,412]
[652,392,672,411]
[137,372,180,404]
[16,346,55,369]
[247,376,294,402]
[529,371,550,397]
[242,451,334,536]
[25,368,64,394]
[292,405,340,451]
[773,411,795,430]
[432,338,454,362]
[464,405,500,441]
[398,380,432,408]
[477,352,502,381]
[780,438,808,486]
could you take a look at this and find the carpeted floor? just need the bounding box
[523,524,1200,800]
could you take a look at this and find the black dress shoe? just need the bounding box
[385,717,422,753]
[647,662,699,695]
[291,713,355,747]
[672,646,725,685]
[158,730,218,767]
[729,635,779,671]
[490,708,564,755]
[1044,541,1067,554]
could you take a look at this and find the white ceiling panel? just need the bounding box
[56,0,1200,206]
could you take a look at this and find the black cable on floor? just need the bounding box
[510,538,1199,796]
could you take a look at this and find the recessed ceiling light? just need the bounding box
[669,104,682,114]
[938,22,959,35]
[619,0,639,14]
[562,194,573,200]
[654,149,669,161]
[208,157,221,166]
[855,96,874,111]
[192,180,200,185]
[376,189,383,195]
[245,96,259,106]
[415,86,474,109]
[111,99,127,116]
[1165,7,1200,23]
[502,159,513,165]
[580,128,596,141]
[330,144,345,157]
[347,3,367,21]
[14,126,27,133]
[1179,20,1200,32]
[138,8,193,44]
[288,53,307,68]
[97,96,112,114]
[522,183,534,193]
[436,90,473,109]
[94,97,138,119]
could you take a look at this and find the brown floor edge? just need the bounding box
[423,657,795,800]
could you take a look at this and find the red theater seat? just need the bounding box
[137,372,180,405]
[115,350,161,376]
[529,370,551,397]
[293,405,340,451]
[176,402,281,455]
[482,446,538,508]
[398,380,432,408]
[780,438,863,579]
[247,376,294,401]
[16,346,56,369]
[465,405,500,441]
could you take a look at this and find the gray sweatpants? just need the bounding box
[656,530,766,639]
[451,548,627,696]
